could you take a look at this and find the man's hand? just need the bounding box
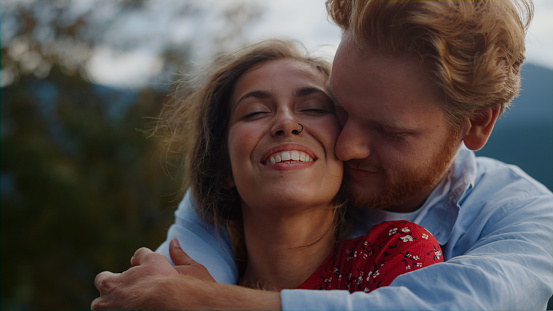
[163,237,216,282]
[91,237,215,310]
[91,251,173,309]
[91,237,281,310]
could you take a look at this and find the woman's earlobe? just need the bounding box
[463,105,501,151]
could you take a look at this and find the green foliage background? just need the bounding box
[2,66,175,310]
[0,1,260,309]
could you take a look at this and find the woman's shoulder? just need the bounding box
[317,220,443,292]
[341,220,437,248]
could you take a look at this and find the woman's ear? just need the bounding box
[463,105,501,151]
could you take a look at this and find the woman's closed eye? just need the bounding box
[235,101,272,121]
[242,110,270,120]
[302,108,330,115]
[298,98,335,116]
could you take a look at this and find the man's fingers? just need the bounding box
[92,271,128,310]
[94,271,119,291]
[169,237,196,266]
[91,297,101,310]
[91,296,109,310]
[130,247,155,266]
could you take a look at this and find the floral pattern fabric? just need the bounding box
[298,220,443,293]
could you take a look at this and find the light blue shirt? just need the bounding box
[157,146,553,310]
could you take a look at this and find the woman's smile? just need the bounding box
[261,144,316,167]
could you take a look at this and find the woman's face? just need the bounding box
[227,58,343,214]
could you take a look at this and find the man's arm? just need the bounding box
[133,276,281,311]
[281,193,553,310]
[157,185,551,310]
[96,276,280,310]
[156,189,238,284]
[94,200,550,311]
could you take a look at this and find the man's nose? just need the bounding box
[335,120,371,161]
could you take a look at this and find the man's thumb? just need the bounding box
[169,237,216,282]
[169,237,195,266]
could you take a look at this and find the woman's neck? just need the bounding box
[239,204,336,291]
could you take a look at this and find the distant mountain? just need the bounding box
[476,63,553,190]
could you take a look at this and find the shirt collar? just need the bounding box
[418,145,476,245]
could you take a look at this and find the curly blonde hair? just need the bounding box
[326,0,533,130]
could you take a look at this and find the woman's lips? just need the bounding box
[265,150,313,165]
[261,144,317,165]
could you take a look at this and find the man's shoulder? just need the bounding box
[455,156,553,223]
[452,147,550,197]
[438,153,553,260]
[471,155,552,197]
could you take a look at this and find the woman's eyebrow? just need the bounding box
[233,87,328,112]
[231,90,272,112]
[294,87,328,98]
[236,90,272,104]
[232,90,271,109]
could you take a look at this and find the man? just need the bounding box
[92,0,553,309]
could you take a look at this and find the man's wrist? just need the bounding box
[197,277,282,310]
[147,274,282,310]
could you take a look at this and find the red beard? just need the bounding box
[343,130,460,211]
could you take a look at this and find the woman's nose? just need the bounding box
[271,110,303,137]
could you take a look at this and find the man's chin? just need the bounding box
[344,184,388,210]
[344,178,431,211]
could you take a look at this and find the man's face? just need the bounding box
[329,31,461,212]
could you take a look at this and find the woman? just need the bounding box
[157,39,442,292]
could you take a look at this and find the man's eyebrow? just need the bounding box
[372,118,418,132]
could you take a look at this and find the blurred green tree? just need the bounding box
[0,0,261,309]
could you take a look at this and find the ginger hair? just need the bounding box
[326,0,533,129]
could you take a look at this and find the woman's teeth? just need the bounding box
[266,150,313,165]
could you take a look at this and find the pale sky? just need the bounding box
[87,0,553,88]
